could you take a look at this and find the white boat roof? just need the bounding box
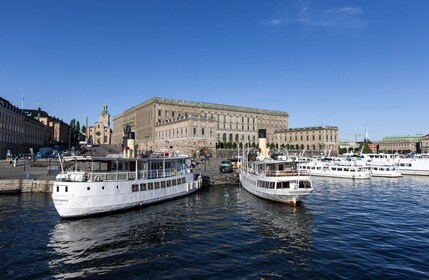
[61,155,191,162]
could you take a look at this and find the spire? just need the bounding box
[364,123,370,142]
[101,103,108,115]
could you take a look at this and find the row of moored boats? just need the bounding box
[51,130,429,219]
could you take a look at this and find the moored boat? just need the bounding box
[299,161,371,179]
[367,162,402,178]
[397,154,429,176]
[239,130,313,206]
[52,154,202,218]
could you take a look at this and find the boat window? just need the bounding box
[167,180,172,187]
[140,183,147,191]
[181,177,186,184]
[132,184,139,192]
[65,186,68,192]
[161,181,166,188]
[172,180,177,186]
[56,186,59,192]
[155,182,161,189]
[148,182,154,190]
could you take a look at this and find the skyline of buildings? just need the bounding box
[1,95,428,158]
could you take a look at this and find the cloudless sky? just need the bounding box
[1,0,428,141]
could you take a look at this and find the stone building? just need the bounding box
[418,134,429,154]
[378,135,423,153]
[112,97,289,156]
[0,97,45,158]
[273,126,339,156]
[87,104,112,145]
[24,108,70,147]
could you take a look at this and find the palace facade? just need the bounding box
[112,97,289,157]
[378,135,423,153]
[273,126,339,155]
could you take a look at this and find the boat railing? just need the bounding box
[258,170,311,177]
[89,168,185,182]
[58,167,187,182]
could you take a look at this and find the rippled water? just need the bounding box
[1,177,429,279]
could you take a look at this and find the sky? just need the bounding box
[1,0,428,142]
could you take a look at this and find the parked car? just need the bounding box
[219,160,233,173]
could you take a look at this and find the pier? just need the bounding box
[0,158,239,194]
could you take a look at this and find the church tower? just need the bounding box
[87,103,112,145]
[99,103,110,128]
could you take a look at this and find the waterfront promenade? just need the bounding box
[0,158,238,193]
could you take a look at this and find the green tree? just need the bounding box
[69,119,81,146]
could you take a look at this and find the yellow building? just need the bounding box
[274,126,339,155]
[112,97,289,156]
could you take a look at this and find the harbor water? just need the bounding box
[1,176,429,279]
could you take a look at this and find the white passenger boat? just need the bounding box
[397,154,429,176]
[239,130,313,206]
[367,163,402,178]
[299,161,371,179]
[52,154,202,218]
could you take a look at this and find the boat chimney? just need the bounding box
[127,132,136,158]
[258,129,268,157]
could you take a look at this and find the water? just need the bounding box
[1,177,429,279]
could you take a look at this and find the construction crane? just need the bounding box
[346,132,361,142]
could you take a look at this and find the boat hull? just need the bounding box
[52,174,201,218]
[239,172,312,205]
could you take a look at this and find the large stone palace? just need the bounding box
[112,97,339,157]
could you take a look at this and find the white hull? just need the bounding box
[398,169,429,176]
[309,172,370,179]
[300,163,370,179]
[370,172,402,178]
[369,166,402,178]
[398,159,429,176]
[239,171,312,205]
[53,173,201,218]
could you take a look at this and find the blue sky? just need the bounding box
[1,0,428,141]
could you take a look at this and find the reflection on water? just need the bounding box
[48,186,315,278]
[48,197,196,278]
[236,188,314,274]
[2,177,429,278]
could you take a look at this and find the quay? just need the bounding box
[0,158,239,194]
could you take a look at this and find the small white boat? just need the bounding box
[52,154,202,218]
[299,161,371,179]
[397,154,429,176]
[239,130,313,206]
[367,163,402,178]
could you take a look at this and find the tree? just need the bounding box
[69,119,81,147]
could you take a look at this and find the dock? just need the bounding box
[0,158,239,194]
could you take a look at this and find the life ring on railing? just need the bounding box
[85,172,91,181]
